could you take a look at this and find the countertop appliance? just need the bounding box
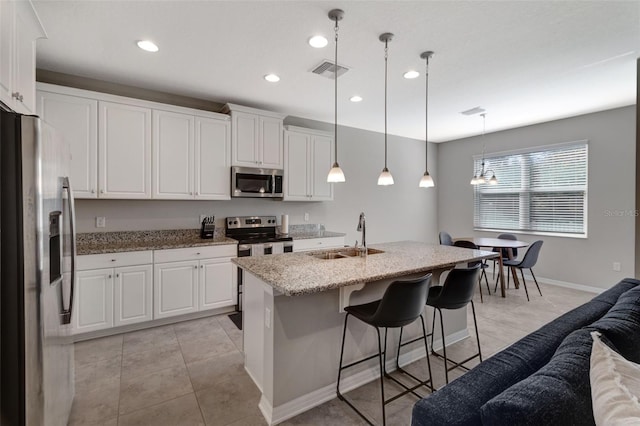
[231,167,284,198]
[1,110,76,425]
[225,216,293,329]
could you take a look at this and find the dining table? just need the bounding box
[455,237,530,298]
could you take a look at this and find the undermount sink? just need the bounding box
[308,247,385,260]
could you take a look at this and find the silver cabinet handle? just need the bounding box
[108,274,112,279]
[91,189,95,194]
[61,177,76,325]
[116,273,120,278]
[194,265,198,269]
[196,252,201,255]
[100,189,104,194]
[200,265,203,269]
[111,259,116,262]
[12,92,23,102]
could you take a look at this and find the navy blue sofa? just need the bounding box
[411,278,640,426]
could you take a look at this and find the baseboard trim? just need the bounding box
[517,272,604,294]
[259,329,470,425]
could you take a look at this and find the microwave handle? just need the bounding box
[271,175,275,195]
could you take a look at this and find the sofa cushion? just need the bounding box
[410,282,634,426]
[479,285,640,426]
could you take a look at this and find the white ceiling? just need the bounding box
[32,1,639,142]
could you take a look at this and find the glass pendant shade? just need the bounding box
[378,168,394,185]
[327,162,346,182]
[419,171,434,188]
[488,175,498,185]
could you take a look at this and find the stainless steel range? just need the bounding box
[226,216,293,328]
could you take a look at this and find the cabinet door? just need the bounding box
[154,261,199,319]
[199,258,235,311]
[114,265,153,326]
[0,0,13,108]
[73,269,114,334]
[231,112,259,167]
[37,91,98,198]
[260,116,283,169]
[152,110,194,199]
[12,1,44,114]
[284,131,310,201]
[98,101,152,198]
[310,135,334,200]
[195,117,230,200]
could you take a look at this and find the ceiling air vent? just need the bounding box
[460,107,486,116]
[311,60,349,79]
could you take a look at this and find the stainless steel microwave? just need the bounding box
[231,167,284,198]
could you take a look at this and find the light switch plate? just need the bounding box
[96,217,106,228]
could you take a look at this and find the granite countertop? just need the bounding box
[77,229,237,255]
[232,240,498,296]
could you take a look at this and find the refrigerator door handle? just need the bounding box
[61,177,76,325]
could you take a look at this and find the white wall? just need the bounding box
[75,117,439,246]
[437,106,636,290]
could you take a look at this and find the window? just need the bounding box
[473,142,588,237]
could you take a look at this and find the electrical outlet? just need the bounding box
[613,262,621,272]
[96,217,106,228]
[304,212,310,222]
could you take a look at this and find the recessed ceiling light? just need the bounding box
[264,74,280,83]
[350,95,363,102]
[308,35,328,48]
[137,40,159,52]
[403,70,419,79]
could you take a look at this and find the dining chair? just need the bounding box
[453,240,491,302]
[502,240,544,301]
[439,231,453,246]
[492,233,518,280]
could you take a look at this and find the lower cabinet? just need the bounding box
[114,265,153,327]
[74,244,236,335]
[153,260,199,319]
[74,269,114,333]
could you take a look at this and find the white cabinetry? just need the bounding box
[99,101,152,199]
[293,236,345,252]
[0,0,46,114]
[36,91,98,198]
[74,251,153,334]
[153,245,237,320]
[224,103,285,169]
[35,84,231,200]
[284,126,334,201]
[153,110,231,200]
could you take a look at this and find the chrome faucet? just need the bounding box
[356,212,366,256]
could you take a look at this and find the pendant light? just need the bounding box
[470,113,498,185]
[377,32,394,186]
[419,51,435,188]
[326,9,346,183]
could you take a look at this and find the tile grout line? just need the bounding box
[116,336,124,426]
[176,325,208,425]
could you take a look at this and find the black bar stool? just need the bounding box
[336,274,433,426]
[428,266,483,384]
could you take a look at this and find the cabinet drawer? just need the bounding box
[77,251,153,271]
[293,237,345,252]
[153,244,236,263]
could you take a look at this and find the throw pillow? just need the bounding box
[590,331,640,425]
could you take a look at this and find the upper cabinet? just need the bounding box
[99,101,152,199]
[223,103,285,169]
[37,91,98,198]
[36,83,231,200]
[284,126,334,201]
[0,0,46,114]
[152,109,230,200]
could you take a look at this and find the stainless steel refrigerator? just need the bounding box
[1,109,75,425]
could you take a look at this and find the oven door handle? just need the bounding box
[238,244,252,256]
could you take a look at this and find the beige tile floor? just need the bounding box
[69,278,595,426]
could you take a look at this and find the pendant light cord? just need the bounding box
[334,19,339,164]
[384,40,388,169]
[424,54,429,170]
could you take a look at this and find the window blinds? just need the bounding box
[473,142,587,236]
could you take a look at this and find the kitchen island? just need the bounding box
[233,241,497,425]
